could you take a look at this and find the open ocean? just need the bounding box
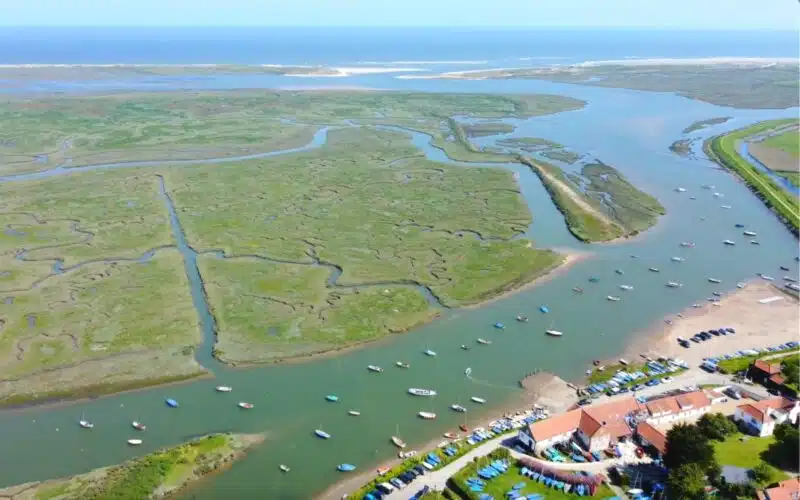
[0,27,797,67]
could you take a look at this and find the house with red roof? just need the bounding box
[756,478,800,500]
[733,397,800,437]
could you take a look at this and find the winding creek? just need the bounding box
[0,76,798,499]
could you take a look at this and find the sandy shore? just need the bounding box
[627,281,799,366]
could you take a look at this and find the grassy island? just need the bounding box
[0,433,264,499]
[705,120,799,234]
[521,158,665,242]
[682,117,732,134]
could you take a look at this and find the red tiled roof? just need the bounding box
[528,409,582,441]
[528,397,643,442]
[646,390,711,416]
[760,478,800,500]
[753,359,782,375]
[676,390,712,409]
[636,421,667,454]
[769,374,787,386]
[739,403,766,423]
[738,397,798,424]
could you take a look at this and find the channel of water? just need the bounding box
[0,78,798,499]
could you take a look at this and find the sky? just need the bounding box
[3,0,797,29]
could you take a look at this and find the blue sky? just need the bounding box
[3,0,797,29]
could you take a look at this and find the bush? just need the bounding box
[748,463,772,485]
[697,413,737,441]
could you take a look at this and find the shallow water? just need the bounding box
[0,76,798,499]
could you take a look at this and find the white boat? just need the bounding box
[476,338,491,345]
[460,345,470,350]
[666,281,683,288]
[680,242,695,247]
[671,257,685,262]
[606,295,621,302]
[348,410,361,416]
[279,465,290,473]
[759,274,775,281]
[78,413,93,429]
[743,231,757,237]
[675,187,686,192]
[238,402,254,409]
[750,240,760,245]
[367,365,383,373]
[619,359,629,366]
[423,349,437,357]
[215,385,232,392]
[785,277,798,283]
[391,436,407,448]
[395,361,410,369]
[398,450,417,459]
[545,329,563,337]
[708,277,722,283]
[736,282,746,288]
[408,388,437,397]
[721,205,732,209]
[465,367,472,376]
[127,439,142,446]
[713,192,723,197]
[418,411,437,420]
[703,184,715,190]
[315,429,331,439]
[619,285,634,291]
[470,397,486,404]
[451,404,467,413]
[649,267,660,272]
[132,421,146,431]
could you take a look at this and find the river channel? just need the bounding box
[0,75,797,499]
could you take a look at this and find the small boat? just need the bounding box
[703,184,715,190]
[443,432,457,439]
[785,276,798,283]
[451,404,467,413]
[539,305,549,313]
[408,388,437,397]
[418,411,437,420]
[721,205,732,209]
[736,282,746,288]
[279,465,290,473]
[465,367,472,376]
[689,196,696,200]
[592,360,600,366]
[377,466,391,476]
[545,329,563,337]
[707,278,722,284]
[127,439,142,446]
[517,314,530,321]
[424,349,437,357]
[338,464,356,472]
[470,397,486,404]
[649,267,660,273]
[619,285,634,291]
[572,286,584,293]
[588,276,600,283]
[606,295,621,302]
[493,322,505,329]
[619,358,629,366]
[615,269,624,275]
[238,402,254,409]
[759,274,775,281]
[780,266,790,271]
[460,344,470,350]
[735,223,745,228]
[680,242,695,247]
[630,254,639,259]
[395,361,410,368]
[743,231,757,237]
[315,429,331,439]
[723,239,736,246]
[165,398,179,408]
[671,256,685,262]
[751,240,760,245]
[398,450,417,459]
[459,424,469,432]
[714,192,723,198]
[367,365,383,373]
[215,385,232,392]
[712,292,722,297]
[78,412,93,429]
[476,338,491,345]
[666,281,683,288]
[391,436,407,448]
[132,421,146,431]
[348,410,361,416]
[325,395,339,402]
[675,187,686,192]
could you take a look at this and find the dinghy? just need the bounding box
[476,338,491,345]
[408,388,437,397]
[279,465,290,473]
[238,402,254,409]
[606,295,621,302]
[444,432,457,439]
[127,439,142,446]
[545,329,563,337]
[367,365,383,373]
[395,361,410,368]
[325,395,339,402]
[424,349,437,357]
[743,231,757,237]
[418,411,437,420]
[391,436,407,448]
[666,281,683,288]
[451,404,467,413]
[132,421,146,431]
[619,285,634,291]
[493,322,505,329]
[539,305,549,313]
[215,385,232,392]
[470,396,486,404]
[649,267,660,272]
[517,314,530,321]
[338,464,356,472]
[723,239,736,245]
[165,398,179,408]
[315,429,331,439]
[348,410,361,416]
[707,277,722,284]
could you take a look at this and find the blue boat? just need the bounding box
[735,223,745,228]
[494,322,505,329]
[325,395,339,402]
[337,463,356,472]
[539,305,549,313]
[165,398,179,408]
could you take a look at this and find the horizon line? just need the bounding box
[1,25,797,31]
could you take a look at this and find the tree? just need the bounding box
[748,462,772,485]
[664,423,717,472]
[781,356,799,387]
[697,413,737,441]
[667,463,707,500]
[772,422,800,469]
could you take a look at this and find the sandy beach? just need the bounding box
[628,281,799,366]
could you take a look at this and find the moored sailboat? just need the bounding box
[78,413,93,429]
[367,365,383,373]
[408,388,437,396]
[215,385,232,392]
[132,420,146,431]
[470,396,486,404]
[418,411,437,420]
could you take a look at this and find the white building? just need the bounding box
[644,391,712,426]
[734,397,800,437]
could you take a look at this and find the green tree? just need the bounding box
[781,356,799,386]
[773,422,800,469]
[697,413,737,441]
[748,462,772,485]
[664,423,717,472]
[667,463,707,500]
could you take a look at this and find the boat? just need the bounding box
[714,192,724,198]
[391,436,407,448]
[539,305,549,313]
[215,385,232,392]
[315,429,331,439]
[367,365,383,373]
[785,276,798,283]
[751,240,760,245]
[735,223,745,228]
[517,314,530,321]
[721,205,732,209]
[759,274,775,281]
[408,388,437,397]
[593,360,600,366]
[395,361,410,368]
[671,257,685,262]
[649,267,660,273]
[712,292,722,297]
[465,367,472,376]
[588,276,600,283]
[743,231,757,237]
[398,450,417,459]
[424,349,437,357]
[615,269,624,275]
[443,432,457,439]
[238,402,254,409]
[675,187,686,192]
[132,421,146,431]
[707,278,722,284]
[78,413,93,429]
[736,282,746,288]
[689,196,696,200]
[572,286,584,293]
[619,285,634,291]
[377,466,391,476]
[460,344,470,350]
[680,242,695,247]
[666,281,683,288]
[606,295,621,302]
[451,404,467,413]
[476,338,491,345]
[545,329,563,337]
[630,254,639,259]
[619,359,629,366]
[470,397,486,404]
[348,410,361,416]
[279,465,290,473]
[127,439,142,446]
[723,239,736,245]
[780,266,790,271]
[459,424,469,432]
[165,398,179,408]
[325,395,339,402]
[703,184,715,190]
[418,411,437,420]
[338,464,356,472]
[493,322,505,329]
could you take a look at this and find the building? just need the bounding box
[756,478,800,500]
[644,391,712,425]
[635,421,667,456]
[734,397,800,437]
